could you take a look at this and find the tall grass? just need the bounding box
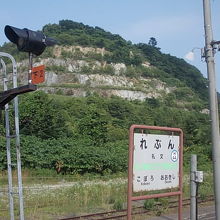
[0,165,214,219]
[0,174,127,220]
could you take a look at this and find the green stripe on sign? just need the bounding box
[134,163,177,171]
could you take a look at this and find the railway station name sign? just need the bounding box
[133,133,179,192]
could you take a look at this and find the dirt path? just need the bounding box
[1,177,127,194]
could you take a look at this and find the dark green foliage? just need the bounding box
[183,144,212,173]
[20,92,210,149]
[136,43,208,100]
[145,98,160,108]
[0,137,7,170]
[144,199,156,210]
[0,134,127,174]
[0,91,211,174]
[19,91,68,139]
[148,37,157,47]
[19,136,127,174]
[41,20,142,65]
[77,105,109,145]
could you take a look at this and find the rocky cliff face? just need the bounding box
[16,46,175,101]
[41,72,172,100]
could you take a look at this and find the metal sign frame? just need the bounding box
[127,125,183,220]
[0,52,24,220]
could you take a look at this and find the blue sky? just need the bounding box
[0,0,220,90]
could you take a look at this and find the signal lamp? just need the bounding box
[4,25,56,56]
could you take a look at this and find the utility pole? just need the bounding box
[190,155,197,220]
[203,0,220,219]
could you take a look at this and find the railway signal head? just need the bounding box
[4,25,57,56]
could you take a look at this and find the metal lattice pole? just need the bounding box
[0,52,25,220]
[1,59,15,220]
[12,59,25,220]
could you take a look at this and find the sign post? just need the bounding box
[127,125,183,220]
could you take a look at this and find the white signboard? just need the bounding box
[133,133,179,192]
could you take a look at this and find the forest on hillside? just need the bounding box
[0,91,212,174]
[0,20,208,100]
[0,20,213,175]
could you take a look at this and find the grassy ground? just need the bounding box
[0,173,127,220]
[0,167,214,220]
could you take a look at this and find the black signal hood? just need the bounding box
[4,25,56,56]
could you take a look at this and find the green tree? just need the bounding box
[148,37,157,47]
[77,105,110,145]
[19,91,67,139]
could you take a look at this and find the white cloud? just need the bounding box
[184,51,195,61]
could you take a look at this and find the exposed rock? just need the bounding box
[15,46,175,102]
[112,63,126,75]
[108,89,160,100]
[142,61,151,68]
[75,74,133,88]
[45,72,58,86]
[53,45,108,57]
[39,87,161,101]
[200,109,209,114]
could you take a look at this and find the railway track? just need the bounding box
[59,196,214,220]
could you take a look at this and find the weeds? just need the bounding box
[0,166,214,219]
[144,199,155,210]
